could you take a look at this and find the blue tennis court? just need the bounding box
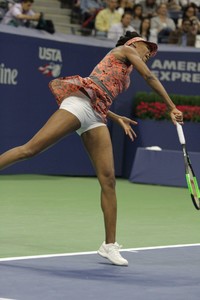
[0,244,200,300]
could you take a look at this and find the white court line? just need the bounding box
[123,243,200,252]
[0,298,16,300]
[0,243,200,262]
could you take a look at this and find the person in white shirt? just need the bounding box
[2,0,41,27]
[108,12,135,41]
[150,3,176,43]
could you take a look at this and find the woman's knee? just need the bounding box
[99,172,116,191]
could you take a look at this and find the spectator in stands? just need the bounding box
[107,11,135,40]
[131,4,143,32]
[116,0,134,16]
[177,3,199,28]
[190,16,200,35]
[1,0,41,27]
[94,0,121,37]
[80,0,104,34]
[150,3,176,43]
[139,16,151,41]
[168,17,196,46]
[163,1,182,27]
[166,0,182,12]
[139,0,158,18]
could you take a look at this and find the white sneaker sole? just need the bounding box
[97,249,128,266]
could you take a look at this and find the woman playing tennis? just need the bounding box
[0,31,183,266]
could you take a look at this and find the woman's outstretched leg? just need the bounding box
[81,126,128,266]
[0,109,81,171]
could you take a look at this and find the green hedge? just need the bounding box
[133,92,200,107]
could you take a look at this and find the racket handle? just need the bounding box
[176,123,186,145]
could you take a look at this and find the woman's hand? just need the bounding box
[117,116,138,141]
[169,107,183,125]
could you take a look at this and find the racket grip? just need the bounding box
[176,123,185,145]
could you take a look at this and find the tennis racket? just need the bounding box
[176,123,200,210]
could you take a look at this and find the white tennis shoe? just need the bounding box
[98,242,128,266]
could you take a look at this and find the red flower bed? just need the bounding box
[135,102,200,122]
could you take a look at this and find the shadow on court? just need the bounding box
[0,245,200,300]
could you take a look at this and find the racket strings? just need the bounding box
[186,171,200,209]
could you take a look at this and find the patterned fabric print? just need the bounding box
[49,75,90,106]
[90,52,133,98]
[49,52,133,121]
[49,75,112,121]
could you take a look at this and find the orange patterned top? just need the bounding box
[49,51,133,121]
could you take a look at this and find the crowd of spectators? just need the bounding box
[1,0,200,47]
[66,0,200,47]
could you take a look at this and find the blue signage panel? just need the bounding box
[0,31,200,176]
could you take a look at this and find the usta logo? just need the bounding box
[38,47,62,77]
[39,47,62,62]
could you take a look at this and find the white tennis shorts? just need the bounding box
[59,91,106,135]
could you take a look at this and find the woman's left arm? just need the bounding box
[124,46,183,124]
[107,110,138,141]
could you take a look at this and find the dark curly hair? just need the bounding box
[115,31,141,47]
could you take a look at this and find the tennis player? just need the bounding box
[0,31,183,266]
